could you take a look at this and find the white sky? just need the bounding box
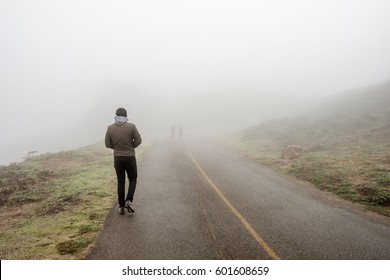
[1,0,390,163]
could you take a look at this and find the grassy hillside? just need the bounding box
[235,81,390,216]
[0,143,144,259]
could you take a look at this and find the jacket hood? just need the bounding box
[115,116,128,125]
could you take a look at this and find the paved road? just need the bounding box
[87,138,390,260]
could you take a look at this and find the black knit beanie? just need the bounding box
[116,108,127,117]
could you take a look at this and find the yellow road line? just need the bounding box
[189,150,281,260]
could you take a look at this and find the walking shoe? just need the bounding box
[119,206,125,215]
[125,200,134,213]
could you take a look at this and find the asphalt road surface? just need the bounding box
[87,137,390,260]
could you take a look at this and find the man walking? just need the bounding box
[105,108,142,215]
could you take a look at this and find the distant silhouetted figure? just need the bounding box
[105,107,142,215]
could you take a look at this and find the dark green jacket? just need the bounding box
[105,122,142,156]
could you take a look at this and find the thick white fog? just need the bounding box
[1,0,390,165]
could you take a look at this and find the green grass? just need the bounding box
[234,138,390,216]
[0,142,145,259]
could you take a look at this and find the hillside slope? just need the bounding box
[0,143,130,259]
[236,80,390,216]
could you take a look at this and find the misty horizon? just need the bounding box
[1,0,390,165]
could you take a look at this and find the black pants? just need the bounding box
[114,156,137,207]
